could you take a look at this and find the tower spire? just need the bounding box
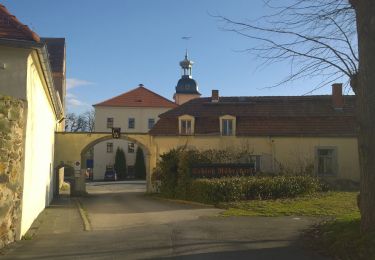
[174,51,200,105]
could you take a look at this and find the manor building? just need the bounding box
[92,85,176,179]
[150,84,359,181]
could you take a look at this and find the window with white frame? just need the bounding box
[316,147,337,176]
[180,119,192,135]
[106,142,113,153]
[128,118,135,129]
[107,118,114,128]
[148,118,155,129]
[178,115,194,135]
[220,115,236,136]
[128,142,135,153]
[222,119,233,136]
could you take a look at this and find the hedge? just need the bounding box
[154,148,324,204]
[188,176,323,204]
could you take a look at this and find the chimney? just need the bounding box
[212,90,219,102]
[332,83,344,110]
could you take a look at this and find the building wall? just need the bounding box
[0,46,29,99]
[0,96,26,247]
[20,53,56,236]
[174,93,200,105]
[93,139,139,180]
[94,106,170,132]
[93,106,169,179]
[151,135,360,181]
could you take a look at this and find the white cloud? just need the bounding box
[66,78,93,89]
[65,80,92,108]
[67,97,88,107]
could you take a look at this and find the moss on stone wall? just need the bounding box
[0,95,25,248]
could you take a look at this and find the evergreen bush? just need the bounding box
[135,147,146,180]
[114,147,127,180]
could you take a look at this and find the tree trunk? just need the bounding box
[351,0,375,233]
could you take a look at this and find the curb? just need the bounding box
[148,194,215,208]
[74,199,92,231]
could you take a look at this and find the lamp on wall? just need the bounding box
[0,63,6,70]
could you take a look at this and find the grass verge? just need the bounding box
[306,216,375,260]
[220,191,374,259]
[219,192,359,217]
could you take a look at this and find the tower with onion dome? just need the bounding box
[173,51,201,105]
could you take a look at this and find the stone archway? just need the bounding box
[79,134,151,181]
[54,132,156,192]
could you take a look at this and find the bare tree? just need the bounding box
[82,109,95,132]
[218,0,374,233]
[65,110,94,132]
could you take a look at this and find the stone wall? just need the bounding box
[0,95,26,248]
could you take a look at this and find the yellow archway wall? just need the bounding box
[54,132,157,191]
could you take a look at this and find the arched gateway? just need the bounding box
[54,132,157,192]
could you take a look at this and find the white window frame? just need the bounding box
[178,114,195,135]
[220,115,236,136]
[128,117,135,129]
[148,118,155,129]
[107,118,114,129]
[106,142,113,153]
[128,142,135,153]
[315,146,338,176]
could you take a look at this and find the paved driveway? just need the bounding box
[1,181,329,259]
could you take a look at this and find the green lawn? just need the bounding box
[220,192,375,259]
[220,192,359,217]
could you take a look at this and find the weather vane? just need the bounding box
[181,36,192,55]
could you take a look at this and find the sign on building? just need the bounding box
[190,163,256,179]
[112,127,121,139]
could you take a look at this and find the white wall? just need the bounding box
[93,106,170,179]
[20,54,56,236]
[94,106,169,132]
[0,46,29,99]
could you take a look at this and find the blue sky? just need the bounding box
[3,0,348,114]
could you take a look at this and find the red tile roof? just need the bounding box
[0,4,40,42]
[149,95,357,137]
[93,85,178,108]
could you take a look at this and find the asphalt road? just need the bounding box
[1,181,329,259]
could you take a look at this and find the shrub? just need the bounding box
[134,147,146,180]
[114,147,127,179]
[157,148,181,197]
[188,176,323,204]
[154,148,324,204]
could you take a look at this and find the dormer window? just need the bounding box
[181,120,192,134]
[179,115,195,135]
[220,115,236,136]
